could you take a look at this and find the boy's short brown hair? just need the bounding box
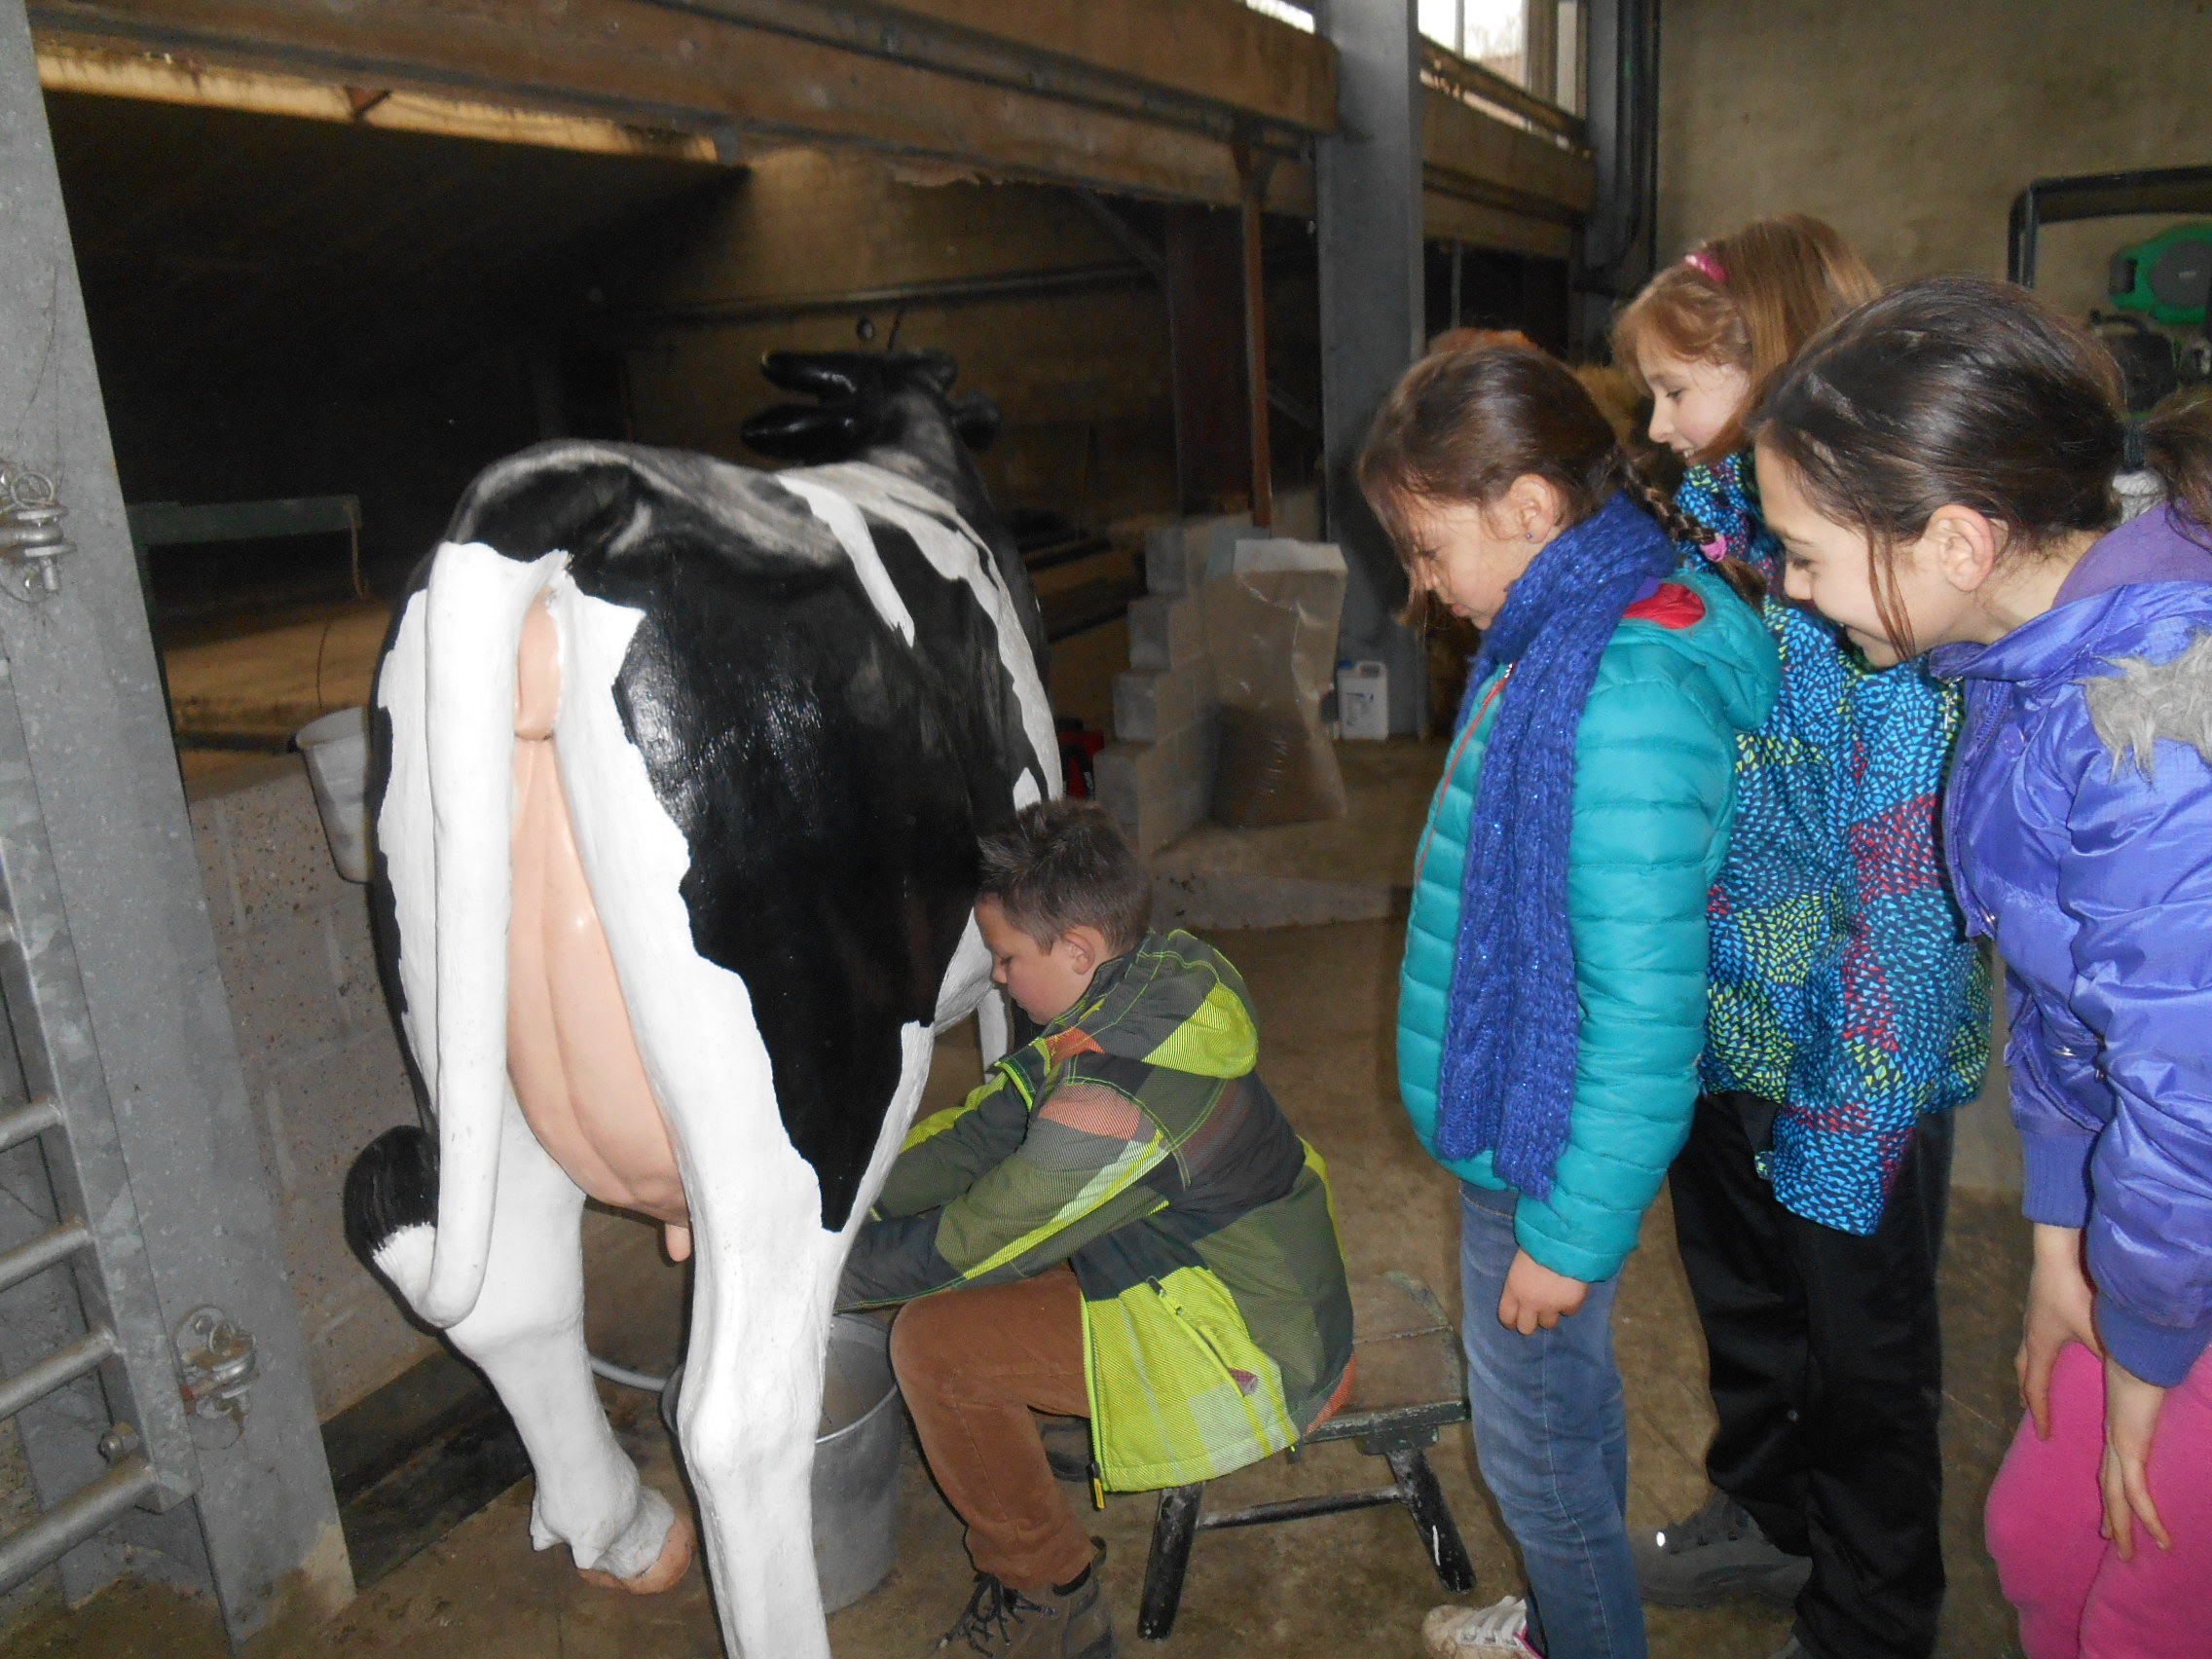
[977,799,1152,954]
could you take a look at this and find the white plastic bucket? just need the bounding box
[295,706,373,884]
[1336,660,1389,740]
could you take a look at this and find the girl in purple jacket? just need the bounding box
[1750,275,2212,1659]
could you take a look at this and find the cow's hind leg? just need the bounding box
[345,1102,695,1591]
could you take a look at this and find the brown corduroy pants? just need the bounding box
[889,1264,1096,1593]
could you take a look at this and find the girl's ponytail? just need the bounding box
[2139,391,2212,544]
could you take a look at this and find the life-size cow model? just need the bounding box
[342,350,1056,1659]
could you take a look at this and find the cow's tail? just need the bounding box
[378,540,566,1328]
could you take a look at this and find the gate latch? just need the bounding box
[176,1307,258,1429]
[0,467,71,603]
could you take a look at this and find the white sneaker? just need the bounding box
[1422,1596,1538,1657]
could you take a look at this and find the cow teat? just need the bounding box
[514,595,560,741]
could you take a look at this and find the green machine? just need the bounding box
[2108,222,2212,327]
[2010,166,2212,412]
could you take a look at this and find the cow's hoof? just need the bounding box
[579,1509,695,1595]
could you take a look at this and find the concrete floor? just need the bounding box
[7,920,2032,1659]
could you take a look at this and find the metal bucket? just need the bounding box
[660,1312,903,1613]
[813,1313,903,1611]
[294,705,372,883]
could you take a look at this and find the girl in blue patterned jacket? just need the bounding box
[1612,218,1990,1659]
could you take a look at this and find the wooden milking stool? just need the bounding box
[1133,1272,1477,1641]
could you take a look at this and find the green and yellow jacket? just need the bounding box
[839,930,1353,1491]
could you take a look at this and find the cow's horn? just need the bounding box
[758,351,867,401]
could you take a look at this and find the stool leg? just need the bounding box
[1385,1446,1475,1594]
[1137,1484,1204,1641]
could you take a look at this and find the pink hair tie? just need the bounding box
[1684,248,1727,285]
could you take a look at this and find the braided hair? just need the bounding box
[1622,461,1769,606]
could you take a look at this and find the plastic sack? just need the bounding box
[1203,537,1349,827]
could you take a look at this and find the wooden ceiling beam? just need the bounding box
[668,0,1337,135]
[1420,86,1595,224]
[33,1,1591,230]
[29,0,1310,206]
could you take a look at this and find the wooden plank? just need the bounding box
[867,0,1335,133]
[127,496,361,548]
[1422,188,1572,261]
[33,4,1590,226]
[38,43,719,160]
[29,0,1263,205]
[1420,85,1594,218]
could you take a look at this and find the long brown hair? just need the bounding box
[1612,214,1880,462]
[1357,342,1703,627]
[1751,275,2212,658]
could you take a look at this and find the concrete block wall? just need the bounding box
[1098,490,1324,854]
[1097,512,1241,853]
[187,758,437,1422]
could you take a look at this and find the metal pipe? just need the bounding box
[595,262,1151,333]
[0,1327,117,1423]
[1195,1485,1404,1530]
[0,1098,61,1155]
[0,1456,160,1597]
[0,1220,89,1297]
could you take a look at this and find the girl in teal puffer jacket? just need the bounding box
[1359,344,1780,1659]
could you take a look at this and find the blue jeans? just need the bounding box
[1459,1182,1645,1659]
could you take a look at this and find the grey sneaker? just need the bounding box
[931,1542,1114,1659]
[1631,1491,1811,1607]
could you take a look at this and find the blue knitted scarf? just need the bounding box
[1433,490,1682,1197]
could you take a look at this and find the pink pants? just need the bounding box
[1985,1341,2212,1659]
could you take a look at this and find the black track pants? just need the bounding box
[1668,1092,1953,1659]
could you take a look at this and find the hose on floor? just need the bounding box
[589,1353,669,1393]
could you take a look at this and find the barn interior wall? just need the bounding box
[45,91,731,606]
[1655,0,2212,314]
[610,149,1180,535]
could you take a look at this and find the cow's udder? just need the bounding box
[507,596,691,1234]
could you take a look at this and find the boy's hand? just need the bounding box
[1499,1250,1589,1334]
[2018,1223,2102,1439]
[2100,1357,2172,1560]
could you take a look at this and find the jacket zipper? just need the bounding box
[1943,678,2005,935]
[1411,665,1516,892]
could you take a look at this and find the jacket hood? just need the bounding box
[1931,507,2212,691]
[1052,928,1258,1079]
[1654,565,1784,736]
[2053,504,2212,605]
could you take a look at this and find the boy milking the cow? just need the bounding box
[840,799,1355,1659]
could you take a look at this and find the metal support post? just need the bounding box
[1314,0,1428,733]
[0,1,350,1642]
[1570,0,1660,356]
[1235,143,1275,531]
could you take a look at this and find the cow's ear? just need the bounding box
[740,401,873,462]
[950,392,1002,454]
[758,352,868,401]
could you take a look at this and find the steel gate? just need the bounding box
[0,0,350,1643]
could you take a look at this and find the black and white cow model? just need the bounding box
[342,351,1056,1658]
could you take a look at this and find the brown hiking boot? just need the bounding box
[930,1543,1114,1659]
